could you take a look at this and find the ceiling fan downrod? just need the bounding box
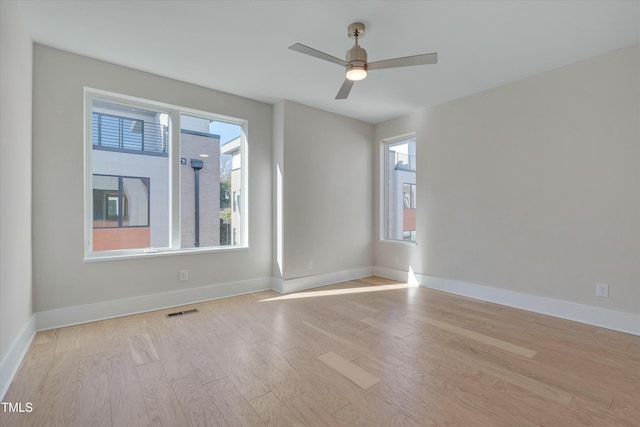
[346,23,367,81]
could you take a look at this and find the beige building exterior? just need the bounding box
[221,137,242,245]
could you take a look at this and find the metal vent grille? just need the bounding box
[165,308,199,318]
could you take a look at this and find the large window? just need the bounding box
[383,135,417,242]
[85,90,247,257]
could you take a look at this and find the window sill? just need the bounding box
[379,239,417,246]
[83,245,249,262]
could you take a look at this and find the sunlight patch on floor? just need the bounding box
[259,282,418,302]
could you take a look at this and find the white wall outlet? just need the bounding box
[306,259,313,269]
[179,269,188,281]
[596,283,609,298]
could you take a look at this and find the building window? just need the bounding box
[93,175,150,228]
[383,135,416,242]
[92,104,168,155]
[85,90,247,257]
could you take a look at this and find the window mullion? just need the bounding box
[169,110,181,251]
[118,177,123,228]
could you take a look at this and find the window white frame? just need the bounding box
[84,88,249,260]
[380,133,417,244]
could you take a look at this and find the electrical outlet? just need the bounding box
[179,270,188,281]
[596,283,609,298]
[306,260,313,269]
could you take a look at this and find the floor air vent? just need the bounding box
[165,308,199,318]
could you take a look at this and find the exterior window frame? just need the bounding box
[84,88,249,260]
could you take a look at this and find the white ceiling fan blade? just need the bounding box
[289,43,348,67]
[368,52,438,70]
[335,79,354,99]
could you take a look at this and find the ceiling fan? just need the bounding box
[289,22,438,100]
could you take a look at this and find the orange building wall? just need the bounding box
[93,227,150,251]
[403,208,416,231]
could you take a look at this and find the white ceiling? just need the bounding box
[17,0,640,123]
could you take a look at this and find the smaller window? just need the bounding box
[383,135,417,242]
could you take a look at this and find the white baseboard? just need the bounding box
[1,314,36,400]
[373,265,410,283]
[36,277,272,331]
[35,268,375,330]
[271,277,285,294]
[417,274,640,336]
[279,267,374,294]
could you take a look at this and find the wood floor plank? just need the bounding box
[318,351,379,389]
[610,392,640,426]
[102,317,133,357]
[248,392,293,426]
[0,363,51,427]
[148,329,196,381]
[77,321,108,357]
[569,395,638,427]
[176,333,227,384]
[284,393,350,427]
[285,347,397,426]
[429,365,545,427]
[409,312,538,358]
[33,348,81,427]
[453,335,614,405]
[359,316,411,338]
[441,338,574,404]
[170,374,227,427]
[128,332,160,365]
[489,379,585,426]
[108,354,151,427]
[74,353,111,427]
[281,347,353,414]
[222,352,271,401]
[306,319,405,368]
[241,346,304,402]
[380,412,424,427]
[136,361,189,427]
[354,356,489,427]
[204,376,267,427]
[301,320,395,367]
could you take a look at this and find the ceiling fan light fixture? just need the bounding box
[346,65,367,81]
[345,43,368,81]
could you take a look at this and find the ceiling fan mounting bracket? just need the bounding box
[348,22,365,40]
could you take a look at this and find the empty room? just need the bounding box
[1,0,638,426]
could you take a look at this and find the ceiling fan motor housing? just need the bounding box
[346,44,367,70]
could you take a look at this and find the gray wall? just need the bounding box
[374,43,640,315]
[32,45,273,312]
[275,101,374,280]
[0,0,34,363]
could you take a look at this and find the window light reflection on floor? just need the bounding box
[259,282,419,302]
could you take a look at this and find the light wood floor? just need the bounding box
[2,277,639,426]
